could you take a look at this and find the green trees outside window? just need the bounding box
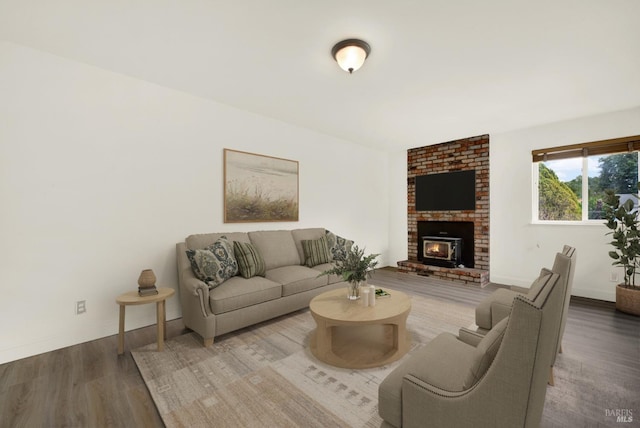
[538,164,581,220]
[537,153,638,221]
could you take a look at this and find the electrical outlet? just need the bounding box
[610,272,619,283]
[76,300,86,315]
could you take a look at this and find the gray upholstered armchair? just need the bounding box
[378,266,565,428]
[475,245,575,333]
[474,245,576,384]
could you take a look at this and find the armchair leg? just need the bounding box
[548,366,555,386]
[559,343,563,354]
[204,337,214,347]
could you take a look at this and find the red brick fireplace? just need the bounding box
[398,135,490,286]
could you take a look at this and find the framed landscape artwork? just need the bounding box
[224,149,299,223]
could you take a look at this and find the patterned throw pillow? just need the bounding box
[186,236,238,289]
[325,230,354,261]
[302,235,331,267]
[233,241,266,279]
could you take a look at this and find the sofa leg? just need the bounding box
[559,343,563,354]
[548,366,555,386]
[204,337,214,347]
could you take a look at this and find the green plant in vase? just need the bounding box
[603,186,640,316]
[321,245,380,300]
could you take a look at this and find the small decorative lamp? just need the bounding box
[331,39,371,74]
[137,269,157,289]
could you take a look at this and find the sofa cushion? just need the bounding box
[209,276,282,314]
[234,241,266,278]
[301,235,331,267]
[325,229,354,261]
[311,263,342,284]
[291,228,326,264]
[185,236,238,289]
[249,230,301,270]
[266,265,328,296]
[186,232,250,250]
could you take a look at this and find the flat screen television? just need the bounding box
[415,170,476,211]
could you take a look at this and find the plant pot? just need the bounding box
[616,284,640,316]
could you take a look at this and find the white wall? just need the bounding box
[0,42,390,364]
[490,107,640,301]
[387,149,408,263]
[385,107,640,302]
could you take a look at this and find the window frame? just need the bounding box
[532,135,640,163]
[532,135,640,225]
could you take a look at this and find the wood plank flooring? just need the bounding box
[1,269,638,428]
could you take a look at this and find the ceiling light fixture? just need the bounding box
[331,39,371,74]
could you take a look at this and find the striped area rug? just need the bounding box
[132,293,474,427]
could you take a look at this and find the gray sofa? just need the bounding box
[176,228,348,346]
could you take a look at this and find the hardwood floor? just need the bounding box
[1,269,638,428]
[0,319,188,428]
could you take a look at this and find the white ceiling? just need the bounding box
[2,0,639,151]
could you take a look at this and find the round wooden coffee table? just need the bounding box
[309,287,411,369]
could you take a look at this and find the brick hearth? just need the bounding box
[398,135,490,286]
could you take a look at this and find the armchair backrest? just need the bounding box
[480,250,572,426]
[522,255,568,426]
[495,268,565,428]
[470,267,565,428]
[554,245,576,363]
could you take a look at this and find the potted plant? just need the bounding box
[603,187,640,316]
[321,245,380,300]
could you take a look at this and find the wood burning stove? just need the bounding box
[422,236,463,268]
[417,221,474,268]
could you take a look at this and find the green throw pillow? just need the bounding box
[186,236,238,289]
[325,230,354,261]
[233,241,266,278]
[302,235,331,267]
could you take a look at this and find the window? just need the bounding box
[532,136,640,222]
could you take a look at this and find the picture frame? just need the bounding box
[223,149,299,223]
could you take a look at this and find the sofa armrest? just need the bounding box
[176,242,211,316]
[458,327,485,347]
[181,274,209,298]
[182,275,211,316]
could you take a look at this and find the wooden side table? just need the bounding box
[116,287,175,355]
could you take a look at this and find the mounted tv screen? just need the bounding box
[415,170,476,211]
